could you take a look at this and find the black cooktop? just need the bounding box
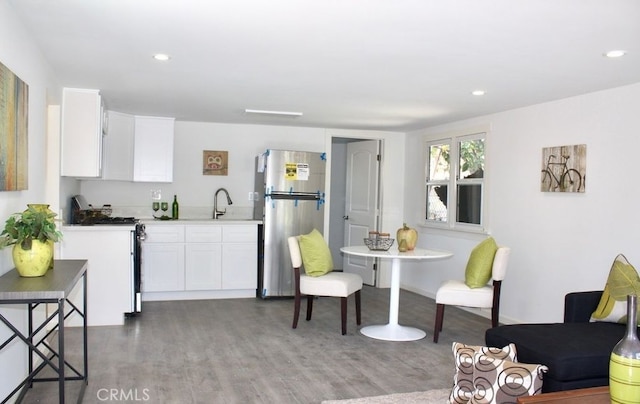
[93,217,138,225]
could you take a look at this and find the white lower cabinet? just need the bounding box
[60,226,134,326]
[142,223,257,300]
[222,243,257,290]
[185,243,222,290]
[143,243,185,292]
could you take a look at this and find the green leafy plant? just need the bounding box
[0,206,62,250]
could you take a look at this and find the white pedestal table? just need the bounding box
[340,246,453,341]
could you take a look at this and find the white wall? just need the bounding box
[402,82,640,324]
[0,0,61,400]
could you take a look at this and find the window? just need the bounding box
[425,131,486,231]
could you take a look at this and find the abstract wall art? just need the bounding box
[0,60,29,191]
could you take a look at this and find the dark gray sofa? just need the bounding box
[485,291,633,392]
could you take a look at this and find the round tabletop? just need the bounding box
[340,245,453,260]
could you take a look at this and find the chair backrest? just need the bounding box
[287,236,302,268]
[491,247,510,281]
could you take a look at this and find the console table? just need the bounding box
[0,259,88,403]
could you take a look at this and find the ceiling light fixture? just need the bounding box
[244,109,303,117]
[153,53,171,61]
[604,50,627,58]
[471,90,486,96]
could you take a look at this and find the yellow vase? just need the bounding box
[610,294,640,404]
[12,240,53,277]
[610,353,640,403]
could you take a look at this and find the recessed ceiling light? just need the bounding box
[244,109,303,117]
[153,53,171,61]
[604,50,627,58]
[471,90,486,96]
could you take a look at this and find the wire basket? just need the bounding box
[364,237,395,251]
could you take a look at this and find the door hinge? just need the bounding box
[373,262,377,271]
[377,154,381,161]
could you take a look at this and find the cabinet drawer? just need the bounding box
[222,225,256,242]
[145,225,185,243]
[185,225,222,243]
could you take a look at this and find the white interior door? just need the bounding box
[343,140,380,285]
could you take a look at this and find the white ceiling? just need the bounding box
[9,0,640,132]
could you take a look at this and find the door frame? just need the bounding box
[327,136,384,286]
[324,129,405,289]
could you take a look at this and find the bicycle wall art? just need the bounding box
[541,144,586,193]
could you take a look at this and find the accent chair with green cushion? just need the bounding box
[288,230,363,335]
[433,240,510,343]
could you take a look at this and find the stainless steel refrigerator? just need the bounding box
[254,149,326,298]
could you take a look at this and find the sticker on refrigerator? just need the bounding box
[285,163,310,180]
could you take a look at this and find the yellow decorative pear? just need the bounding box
[396,223,418,251]
[398,238,408,252]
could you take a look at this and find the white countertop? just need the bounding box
[61,219,261,231]
[61,224,136,231]
[141,219,261,225]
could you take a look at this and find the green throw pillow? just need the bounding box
[591,254,640,325]
[464,237,498,288]
[298,229,334,277]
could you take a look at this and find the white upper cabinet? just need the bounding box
[133,116,175,182]
[102,111,135,181]
[101,112,175,182]
[60,88,104,177]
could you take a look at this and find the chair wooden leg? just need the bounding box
[292,292,301,329]
[433,303,445,343]
[491,280,502,328]
[341,297,347,335]
[491,301,500,328]
[355,290,361,325]
[306,295,314,321]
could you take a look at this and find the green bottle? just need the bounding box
[172,195,179,219]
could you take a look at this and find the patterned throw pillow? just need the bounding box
[591,254,640,325]
[469,353,548,404]
[449,342,518,404]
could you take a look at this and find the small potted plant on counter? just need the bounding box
[0,205,62,277]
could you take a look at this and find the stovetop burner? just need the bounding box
[93,217,138,225]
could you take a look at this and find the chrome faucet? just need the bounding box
[213,188,233,219]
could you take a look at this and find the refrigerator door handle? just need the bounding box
[267,192,320,201]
